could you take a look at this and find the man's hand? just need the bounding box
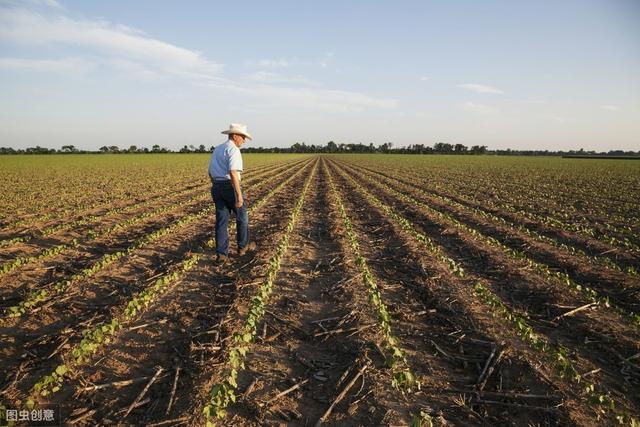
[229,169,243,208]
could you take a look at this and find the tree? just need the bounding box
[26,146,53,154]
[151,144,161,153]
[470,145,487,154]
[411,144,425,154]
[434,142,453,153]
[128,145,138,153]
[108,146,120,153]
[326,141,338,153]
[379,142,391,152]
[198,144,206,153]
[454,143,468,153]
[60,145,77,153]
[99,146,109,153]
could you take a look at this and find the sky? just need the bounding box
[0,0,639,151]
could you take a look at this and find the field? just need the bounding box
[0,153,639,426]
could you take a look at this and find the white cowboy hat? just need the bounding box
[221,123,252,140]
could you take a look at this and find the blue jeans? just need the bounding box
[211,181,249,256]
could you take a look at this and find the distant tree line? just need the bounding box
[1,142,638,157]
[242,141,490,154]
[0,145,170,154]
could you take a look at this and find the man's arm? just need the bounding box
[229,169,243,208]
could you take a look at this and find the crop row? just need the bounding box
[0,158,297,234]
[0,157,280,225]
[0,182,201,248]
[1,160,314,320]
[0,156,293,228]
[0,193,206,277]
[397,158,639,240]
[23,159,315,404]
[455,183,640,254]
[459,174,640,244]
[380,162,640,253]
[1,175,199,232]
[473,282,638,425]
[334,162,640,328]
[0,159,302,277]
[2,205,213,320]
[324,161,419,392]
[203,162,318,423]
[0,158,303,248]
[327,161,638,425]
[342,161,638,277]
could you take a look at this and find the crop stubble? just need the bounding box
[1,153,638,426]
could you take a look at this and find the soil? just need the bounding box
[346,161,640,270]
[1,156,638,426]
[328,160,640,415]
[0,160,312,399]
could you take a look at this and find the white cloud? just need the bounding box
[247,70,318,86]
[2,0,62,9]
[199,76,397,112]
[247,53,335,70]
[419,75,429,81]
[257,58,292,68]
[105,58,166,81]
[0,7,222,82]
[247,70,278,82]
[0,5,397,113]
[458,83,504,94]
[0,56,93,73]
[320,52,335,68]
[601,105,620,111]
[463,101,498,115]
[252,86,398,113]
[41,0,61,8]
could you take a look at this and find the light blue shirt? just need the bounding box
[208,140,243,181]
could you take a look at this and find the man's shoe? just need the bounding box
[238,241,256,256]
[215,254,229,265]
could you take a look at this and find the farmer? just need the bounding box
[208,123,256,263]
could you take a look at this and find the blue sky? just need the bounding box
[0,0,638,151]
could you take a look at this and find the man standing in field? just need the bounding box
[208,123,256,263]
